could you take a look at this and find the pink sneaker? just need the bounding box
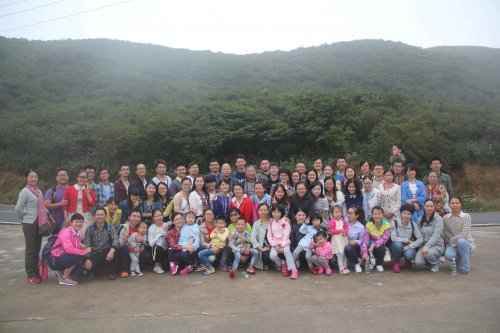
[325,268,332,276]
[340,268,350,275]
[290,269,299,279]
[317,266,324,275]
[281,261,289,277]
[26,276,41,285]
[180,265,193,275]
[170,264,179,276]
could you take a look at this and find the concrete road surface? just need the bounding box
[0,224,499,333]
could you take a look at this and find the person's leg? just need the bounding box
[269,247,281,269]
[391,242,403,264]
[311,254,320,267]
[22,223,39,278]
[231,251,242,270]
[249,248,259,267]
[139,249,152,271]
[198,248,214,268]
[261,249,272,267]
[118,246,130,273]
[423,247,441,265]
[305,248,313,268]
[373,246,386,266]
[414,249,425,267]
[456,239,474,273]
[292,244,304,263]
[403,248,417,262]
[129,252,139,272]
[283,245,296,270]
[337,253,346,271]
[444,245,457,261]
[344,244,357,262]
[317,256,330,269]
[220,247,229,269]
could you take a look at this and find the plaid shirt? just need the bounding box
[94,183,115,208]
[83,223,120,251]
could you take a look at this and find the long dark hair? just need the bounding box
[156,181,172,203]
[420,199,436,228]
[323,176,337,202]
[271,184,290,204]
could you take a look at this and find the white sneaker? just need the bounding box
[376,265,384,272]
[354,264,362,273]
[153,266,165,274]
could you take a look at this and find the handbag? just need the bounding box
[39,211,56,237]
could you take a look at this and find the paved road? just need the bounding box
[2,204,499,225]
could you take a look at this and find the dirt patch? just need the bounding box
[0,171,48,204]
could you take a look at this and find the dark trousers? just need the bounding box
[48,254,84,276]
[372,246,386,266]
[262,249,273,267]
[23,223,42,278]
[152,245,169,268]
[344,244,361,262]
[168,249,196,268]
[118,246,152,272]
[88,249,119,275]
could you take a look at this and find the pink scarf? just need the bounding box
[26,184,48,226]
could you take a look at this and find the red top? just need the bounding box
[206,226,215,238]
[167,227,182,251]
[230,196,253,224]
[63,185,96,213]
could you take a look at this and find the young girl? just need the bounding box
[310,181,329,221]
[104,197,122,227]
[329,205,350,275]
[198,216,230,275]
[128,221,148,276]
[178,211,200,269]
[293,212,324,274]
[343,178,363,215]
[268,204,299,279]
[361,206,391,272]
[228,218,259,278]
[309,230,333,275]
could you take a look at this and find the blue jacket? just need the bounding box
[400,180,427,222]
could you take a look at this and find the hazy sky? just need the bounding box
[0,0,498,54]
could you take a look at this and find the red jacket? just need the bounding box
[230,196,253,224]
[63,185,96,213]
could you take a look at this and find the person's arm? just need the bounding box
[83,227,91,248]
[425,215,444,247]
[446,174,454,196]
[228,233,240,252]
[409,223,424,249]
[250,223,260,248]
[360,229,369,256]
[391,221,407,244]
[336,191,345,207]
[416,182,427,210]
[373,229,391,248]
[393,185,401,214]
[329,220,342,235]
[15,189,27,219]
[282,222,292,247]
[267,222,276,247]
[61,232,88,256]
[299,223,308,235]
[343,220,349,237]
[166,230,183,251]
[217,228,230,242]
[147,225,155,247]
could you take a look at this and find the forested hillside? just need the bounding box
[0,37,499,178]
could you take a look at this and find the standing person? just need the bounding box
[401,163,427,222]
[359,161,373,184]
[220,163,233,189]
[84,164,98,191]
[127,221,148,277]
[343,178,364,215]
[15,169,46,284]
[378,169,401,222]
[140,181,162,226]
[230,183,253,224]
[295,161,307,181]
[205,176,217,207]
[156,182,173,221]
[94,168,115,209]
[335,157,348,183]
[392,160,407,186]
[329,206,350,274]
[250,203,273,270]
[277,168,295,196]
[424,157,454,196]
[169,163,186,196]
[187,162,200,188]
[372,163,385,190]
[130,163,148,198]
[289,181,315,224]
[207,159,224,183]
[290,170,301,189]
[390,144,406,166]
[152,159,172,187]
[251,182,272,222]
[213,179,231,221]
[310,181,329,221]
[362,175,380,221]
[312,157,324,181]
[361,206,391,272]
[345,206,366,273]
[324,176,345,220]
[257,159,270,186]
[44,168,69,233]
[114,164,130,203]
[425,170,449,217]
[242,165,258,196]
[266,163,280,194]
[63,170,96,236]
[415,199,445,272]
[189,175,209,218]
[443,196,475,274]
[173,177,192,215]
[232,154,247,184]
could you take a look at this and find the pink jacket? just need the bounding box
[51,226,87,257]
[329,218,349,236]
[267,218,291,247]
[310,240,333,259]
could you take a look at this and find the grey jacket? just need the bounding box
[250,219,270,269]
[390,220,424,249]
[15,187,42,224]
[417,213,445,249]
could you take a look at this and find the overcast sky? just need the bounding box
[0,0,498,54]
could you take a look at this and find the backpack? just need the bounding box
[41,234,60,261]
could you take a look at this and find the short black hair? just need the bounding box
[271,203,286,218]
[84,164,96,171]
[154,159,166,168]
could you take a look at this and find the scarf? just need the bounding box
[26,184,48,226]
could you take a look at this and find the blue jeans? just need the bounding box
[231,248,258,270]
[444,238,475,273]
[391,241,417,264]
[198,248,216,268]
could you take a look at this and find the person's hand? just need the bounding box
[86,247,92,254]
[228,235,234,241]
[403,245,410,252]
[185,245,194,253]
[369,245,374,253]
[414,203,421,211]
[132,200,140,208]
[106,249,115,261]
[277,246,284,254]
[343,231,348,237]
[349,240,357,246]
[240,236,246,243]
[422,246,429,255]
[384,211,393,218]
[362,254,369,261]
[84,259,92,271]
[80,243,86,249]
[272,196,277,204]
[284,217,291,224]
[262,246,270,252]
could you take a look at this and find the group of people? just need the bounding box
[15,145,475,286]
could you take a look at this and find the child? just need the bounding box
[198,216,230,275]
[104,197,122,227]
[228,218,259,278]
[329,205,350,275]
[178,211,200,271]
[293,212,324,274]
[268,204,299,279]
[128,221,148,276]
[310,231,333,275]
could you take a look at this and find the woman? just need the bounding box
[250,203,273,270]
[278,168,295,196]
[290,170,301,189]
[400,163,426,222]
[197,208,217,270]
[48,213,91,286]
[443,196,475,274]
[305,169,319,190]
[212,179,231,222]
[189,175,209,218]
[323,164,335,179]
[141,181,162,226]
[359,161,373,183]
[361,206,391,272]
[340,166,358,193]
[156,181,173,221]
[324,176,345,220]
[378,169,401,222]
[310,181,329,221]
[148,209,169,274]
[173,177,192,215]
[230,183,253,224]
[415,199,445,272]
[425,170,449,217]
[289,181,315,224]
[390,204,424,273]
[167,213,196,275]
[63,170,96,236]
[344,205,366,273]
[362,175,379,221]
[343,178,363,214]
[251,182,272,222]
[15,169,46,284]
[271,184,291,217]
[119,187,142,224]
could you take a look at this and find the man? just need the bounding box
[44,168,69,233]
[243,165,258,196]
[221,163,233,187]
[151,159,172,187]
[231,154,247,184]
[266,163,280,194]
[130,163,148,197]
[84,164,98,191]
[169,163,186,196]
[114,164,130,203]
[186,162,200,183]
[335,157,348,183]
[95,168,115,208]
[390,144,406,166]
[372,163,385,189]
[257,159,270,186]
[295,161,307,181]
[424,157,454,195]
[313,157,324,181]
[83,208,120,279]
[392,160,407,185]
[207,159,223,183]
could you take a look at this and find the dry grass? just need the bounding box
[0,171,48,204]
[453,164,500,200]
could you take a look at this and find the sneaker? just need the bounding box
[354,264,362,273]
[26,276,41,285]
[404,261,413,269]
[120,271,129,278]
[130,271,137,277]
[430,263,440,273]
[229,269,236,278]
[180,265,193,275]
[153,266,165,274]
[290,269,299,279]
[318,266,324,275]
[170,264,179,276]
[55,271,63,282]
[203,266,216,275]
[393,263,401,273]
[136,271,144,277]
[59,277,78,286]
[246,266,256,274]
[281,261,289,277]
[340,268,350,275]
[108,274,118,280]
[194,265,207,272]
[376,265,384,272]
[325,268,332,276]
[219,263,228,271]
[263,265,269,271]
[309,267,318,275]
